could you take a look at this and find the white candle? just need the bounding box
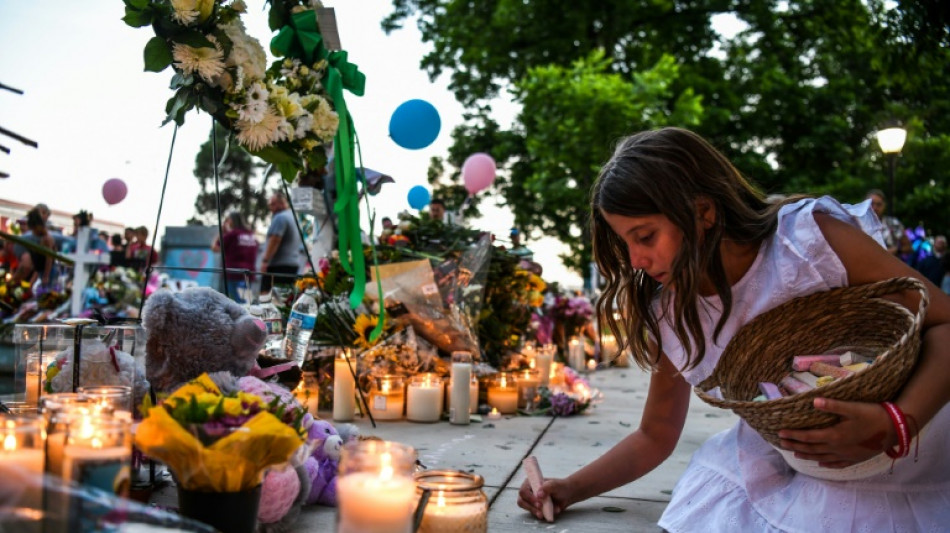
[535,350,553,388]
[487,374,519,414]
[334,351,356,421]
[46,431,66,476]
[568,336,585,370]
[406,375,443,423]
[449,353,473,425]
[369,377,405,421]
[338,473,415,533]
[0,417,46,519]
[445,377,479,415]
[418,492,488,533]
[601,334,619,360]
[25,371,41,406]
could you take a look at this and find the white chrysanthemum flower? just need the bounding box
[275,117,295,143]
[220,20,267,84]
[172,42,225,82]
[236,109,282,151]
[170,0,213,25]
[311,98,339,141]
[237,82,270,123]
[281,59,300,78]
[295,113,314,139]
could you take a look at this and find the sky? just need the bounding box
[0,1,584,288]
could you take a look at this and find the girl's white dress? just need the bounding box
[655,196,950,532]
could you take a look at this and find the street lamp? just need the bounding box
[875,125,907,217]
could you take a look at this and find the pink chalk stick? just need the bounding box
[791,355,842,371]
[809,362,854,379]
[758,382,784,400]
[779,375,813,395]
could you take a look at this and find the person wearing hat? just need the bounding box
[509,228,533,260]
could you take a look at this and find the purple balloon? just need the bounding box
[462,153,496,195]
[102,178,128,205]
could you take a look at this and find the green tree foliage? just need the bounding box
[383,0,950,274]
[192,127,271,230]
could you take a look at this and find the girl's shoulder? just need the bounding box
[776,196,884,247]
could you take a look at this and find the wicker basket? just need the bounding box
[695,277,927,448]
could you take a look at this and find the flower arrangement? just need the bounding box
[122,0,348,181]
[532,367,594,417]
[548,292,594,340]
[134,373,305,491]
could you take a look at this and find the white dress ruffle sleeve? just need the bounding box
[654,196,950,532]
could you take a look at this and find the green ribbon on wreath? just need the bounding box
[271,9,372,319]
[270,10,324,65]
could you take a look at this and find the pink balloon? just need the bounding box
[102,178,128,205]
[462,153,496,195]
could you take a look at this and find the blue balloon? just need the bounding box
[407,185,431,210]
[389,99,441,150]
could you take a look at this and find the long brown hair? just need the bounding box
[591,127,796,371]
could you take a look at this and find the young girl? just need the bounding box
[518,127,950,531]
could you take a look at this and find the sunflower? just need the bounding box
[295,276,320,292]
[353,314,380,349]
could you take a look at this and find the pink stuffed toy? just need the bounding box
[304,419,343,506]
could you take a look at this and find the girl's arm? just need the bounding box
[778,213,950,467]
[40,236,54,284]
[518,353,691,519]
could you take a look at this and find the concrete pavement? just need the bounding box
[152,364,739,531]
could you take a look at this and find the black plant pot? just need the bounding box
[177,484,262,533]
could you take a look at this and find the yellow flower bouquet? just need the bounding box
[134,374,304,492]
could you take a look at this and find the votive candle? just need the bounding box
[445,375,479,416]
[0,415,45,512]
[568,336,585,371]
[407,374,443,423]
[487,373,519,415]
[334,349,356,421]
[62,415,132,497]
[368,375,405,421]
[338,440,416,533]
[535,346,554,388]
[293,372,320,416]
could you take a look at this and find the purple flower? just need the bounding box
[549,393,576,417]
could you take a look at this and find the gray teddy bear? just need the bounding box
[143,287,267,392]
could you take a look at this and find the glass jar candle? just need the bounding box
[414,469,488,533]
[337,440,417,533]
[406,374,443,423]
[78,385,133,417]
[293,372,320,416]
[24,354,45,407]
[62,414,132,497]
[549,362,565,387]
[486,372,519,415]
[516,369,540,410]
[0,414,45,511]
[369,375,406,421]
[535,344,555,388]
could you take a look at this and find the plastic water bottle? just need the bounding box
[282,289,318,365]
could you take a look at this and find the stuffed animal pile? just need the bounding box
[142,287,360,529]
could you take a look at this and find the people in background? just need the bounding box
[260,191,302,293]
[11,208,55,286]
[126,226,158,272]
[212,211,259,303]
[509,228,534,261]
[866,189,904,255]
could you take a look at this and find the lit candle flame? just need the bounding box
[2,433,15,452]
[380,452,393,481]
[436,491,446,508]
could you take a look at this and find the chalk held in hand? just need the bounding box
[523,455,554,522]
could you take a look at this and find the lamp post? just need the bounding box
[875,125,907,217]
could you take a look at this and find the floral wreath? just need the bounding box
[122,0,371,306]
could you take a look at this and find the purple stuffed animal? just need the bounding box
[304,419,343,506]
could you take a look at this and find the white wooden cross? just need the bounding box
[66,226,111,316]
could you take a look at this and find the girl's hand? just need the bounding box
[517,477,572,521]
[777,397,895,468]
